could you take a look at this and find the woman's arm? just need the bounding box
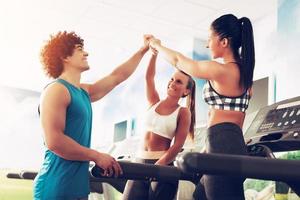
[145,53,160,106]
[149,38,226,81]
[155,108,191,165]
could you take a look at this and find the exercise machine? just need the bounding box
[7,96,300,198]
[177,96,300,196]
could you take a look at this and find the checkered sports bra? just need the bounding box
[202,81,251,112]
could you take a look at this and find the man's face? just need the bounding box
[67,44,89,71]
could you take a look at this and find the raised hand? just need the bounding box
[149,37,161,50]
[150,47,158,56]
[142,34,154,52]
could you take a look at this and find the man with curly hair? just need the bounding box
[33,31,151,200]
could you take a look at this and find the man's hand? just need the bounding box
[94,152,123,177]
[142,34,154,52]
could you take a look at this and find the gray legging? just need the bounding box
[193,122,248,200]
[122,159,178,200]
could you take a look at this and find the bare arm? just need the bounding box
[150,38,226,81]
[82,36,152,102]
[146,53,160,106]
[155,108,191,165]
[40,83,122,176]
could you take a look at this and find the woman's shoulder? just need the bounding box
[147,100,160,109]
[213,62,240,83]
[178,107,191,117]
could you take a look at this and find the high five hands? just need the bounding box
[143,34,161,55]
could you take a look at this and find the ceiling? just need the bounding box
[15,0,275,48]
[0,0,276,90]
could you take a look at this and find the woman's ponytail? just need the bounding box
[239,17,255,89]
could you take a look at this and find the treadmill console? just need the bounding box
[257,101,300,134]
[245,96,300,152]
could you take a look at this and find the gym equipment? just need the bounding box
[6,161,201,194]
[245,96,300,151]
[177,96,300,196]
[7,96,300,197]
[90,160,200,184]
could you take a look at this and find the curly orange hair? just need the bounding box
[40,31,84,78]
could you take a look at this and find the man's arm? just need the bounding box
[82,36,151,102]
[40,83,122,176]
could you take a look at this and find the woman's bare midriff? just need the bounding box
[143,132,171,151]
[207,109,245,129]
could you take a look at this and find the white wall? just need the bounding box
[253,0,300,102]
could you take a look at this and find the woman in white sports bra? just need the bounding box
[122,49,196,200]
[149,14,255,200]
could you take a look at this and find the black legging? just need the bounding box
[193,122,248,200]
[122,159,178,200]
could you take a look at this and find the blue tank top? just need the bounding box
[33,79,93,200]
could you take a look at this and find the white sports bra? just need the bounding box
[144,101,181,140]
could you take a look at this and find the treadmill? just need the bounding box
[177,96,300,196]
[7,96,300,197]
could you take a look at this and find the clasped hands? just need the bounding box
[143,34,161,55]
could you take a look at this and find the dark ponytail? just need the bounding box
[211,14,255,89]
[239,17,255,89]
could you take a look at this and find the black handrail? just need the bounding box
[176,152,300,195]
